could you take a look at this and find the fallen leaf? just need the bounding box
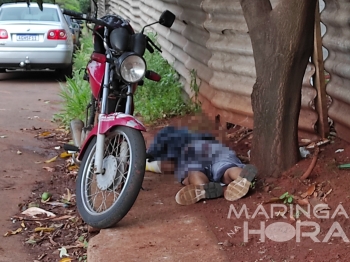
[59,258,72,262]
[4,228,22,237]
[21,221,26,228]
[301,184,316,198]
[338,163,350,169]
[62,188,72,202]
[306,138,330,149]
[43,201,66,207]
[25,239,37,245]
[34,227,55,232]
[67,165,78,171]
[335,149,344,153]
[28,202,40,208]
[44,156,58,163]
[17,150,22,155]
[49,235,58,246]
[59,247,69,258]
[51,215,75,221]
[301,138,311,144]
[309,198,330,213]
[39,131,51,137]
[21,207,56,218]
[60,152,72,158]
[42,167,55,172]
[297,198,310,206]
[322,188,333,200]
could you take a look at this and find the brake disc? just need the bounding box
[96,155,118,190]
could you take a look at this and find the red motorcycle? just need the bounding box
[62,5,175,228]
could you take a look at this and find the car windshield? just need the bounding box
[0,6,60,22]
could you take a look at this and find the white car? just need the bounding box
[0,3,74,78]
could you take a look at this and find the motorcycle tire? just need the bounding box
[76,126,146,229]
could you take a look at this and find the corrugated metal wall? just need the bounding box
[107,0,321,140]
[321,0,350,143]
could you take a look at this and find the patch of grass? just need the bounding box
[54,70,91,126]
[134,34,199,123]
[54,32,93,127]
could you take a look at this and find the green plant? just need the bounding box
[134,33,196,123]
[279,192,294,204]
[250,180,256,189]
[55,71,91,126]
[54,31,93,127]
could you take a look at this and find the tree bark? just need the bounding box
[240,0,317,178]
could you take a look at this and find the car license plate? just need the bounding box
[16,34,39,41]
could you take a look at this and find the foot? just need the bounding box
[175,182,223,205]
[224,164,257,201]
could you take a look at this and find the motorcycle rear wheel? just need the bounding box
[76,126,146,229]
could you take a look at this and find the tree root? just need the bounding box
[300,146,320,180]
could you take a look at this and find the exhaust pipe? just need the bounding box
[70,119,84,148]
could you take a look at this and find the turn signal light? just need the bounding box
[47,29,67,40]
[0,29,8,39]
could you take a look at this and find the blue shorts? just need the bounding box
[203,158,245,183]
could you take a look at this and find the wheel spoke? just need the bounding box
[81,130,136,214]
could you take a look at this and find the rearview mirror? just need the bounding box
[159,10,175,28]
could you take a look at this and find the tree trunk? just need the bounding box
[240,0,317,178]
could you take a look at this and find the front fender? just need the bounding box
[99,113,146,133]
[78,113,146,160]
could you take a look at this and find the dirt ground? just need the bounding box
[0,106,350,262]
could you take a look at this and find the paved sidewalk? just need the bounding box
[87,171,229,262]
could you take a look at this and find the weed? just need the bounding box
[54,32,93,127]
[134,33,196,123]
[250,180,256,189]
[54,70,91,127]
[279,192,294,204]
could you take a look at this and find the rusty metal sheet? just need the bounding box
[322,0,350,143]
[108,0,320,140]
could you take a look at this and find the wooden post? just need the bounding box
[312,0,329,138]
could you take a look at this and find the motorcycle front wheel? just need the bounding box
[76,126,146,229]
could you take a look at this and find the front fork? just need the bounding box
[94,58,110,175]
[93,58,134,175]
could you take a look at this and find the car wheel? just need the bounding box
[0,69,6,73]
[56,64,73,81]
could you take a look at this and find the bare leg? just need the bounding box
[223,164,257,201]
[221,167,243,185]
[182,171,209,186]
[175,171,222,205]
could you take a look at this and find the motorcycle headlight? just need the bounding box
[117,53,146,83]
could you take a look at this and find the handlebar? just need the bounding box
[63,9,163,54]
[145,36,162,53]
[62,9,112,29]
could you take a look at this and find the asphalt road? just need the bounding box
[0,71,63,261]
